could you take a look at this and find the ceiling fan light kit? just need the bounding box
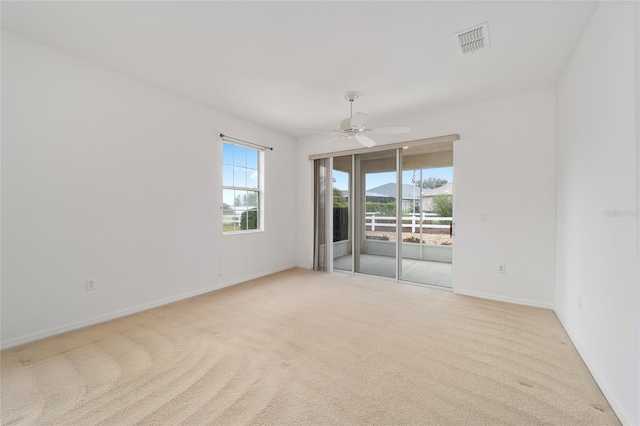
[309,92,411,147]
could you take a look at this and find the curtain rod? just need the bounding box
[220,133,274,151]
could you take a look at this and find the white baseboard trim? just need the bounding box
[1,264,296,350]
[453,288,554,310]
[554,310,634,426]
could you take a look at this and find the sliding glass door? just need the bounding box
[332,155,352,272]
[313,137,455,288]
[313,158,329,271]
[354,149,399,279]
[399,146,454,287]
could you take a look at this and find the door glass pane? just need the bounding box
[354,149,397,279]
[313,159,328,271]
[400,145,453,287]
[332,156,352,272]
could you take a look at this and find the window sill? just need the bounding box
[222,229,264,236]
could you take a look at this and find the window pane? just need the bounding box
[233,145,247,168]
[221,141,262,233]
[245,194,259,230]
[246,208,258,230]
[252,193,260,229]
[223,189,237,231]
[223,188,235,207]
[223,143,234,165]
[234,166,247,188]
[233,190,245,207]
[223,164,234,186]
[247,149,258,169]
[246,190,258,208]
[247,168,258,189]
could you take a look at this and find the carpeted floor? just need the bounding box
[1,268,619,425]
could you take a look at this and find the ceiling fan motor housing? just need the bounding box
[339,118,352,131]
[345,130,358,139]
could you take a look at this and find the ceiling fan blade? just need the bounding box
[365,126,411,134]
[315,135,345,147]
[350,112,368,129]
[355,134,376,148]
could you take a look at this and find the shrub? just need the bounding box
[240,209,258,230]
[432,194,453,218]
[366,202,396,216]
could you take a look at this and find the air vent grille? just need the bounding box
[455,22,490,54]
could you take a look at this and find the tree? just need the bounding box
[246,192,257,207]
[420,177,448,189]
[333,188,347,207]
[432,194,453,218]
[234,192,258,207]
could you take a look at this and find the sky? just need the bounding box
[333,167,453,191]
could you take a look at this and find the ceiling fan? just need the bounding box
[304,92,411,148]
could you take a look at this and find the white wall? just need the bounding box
[555,3,639,425]
[296,88,558,308]
[1,32,297,348]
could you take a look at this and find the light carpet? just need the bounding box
[1,268,619,425]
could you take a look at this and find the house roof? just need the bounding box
[422,183,453,197]
[341,190,392,199]
[367,183,422,200]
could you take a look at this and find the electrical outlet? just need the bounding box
[498,265,506,274]
[480,212,487,222]
[86,279,96,291]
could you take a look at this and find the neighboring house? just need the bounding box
[340,190,393,203]
[367,183,422,212]
[341,183,454,214]
[421,183,453,212]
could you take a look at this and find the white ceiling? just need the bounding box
[1,1,598,138]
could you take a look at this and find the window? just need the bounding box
[222,142,262,232]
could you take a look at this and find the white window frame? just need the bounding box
[222,141,265,234]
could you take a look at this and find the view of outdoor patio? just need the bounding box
[333,169,453,246]
[331,161,454,287]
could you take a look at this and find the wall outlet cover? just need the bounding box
[86,279,96,291]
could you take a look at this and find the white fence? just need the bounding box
[366,213,452,233]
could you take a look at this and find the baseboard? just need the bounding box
[0,264,296,350]
[453,288,554,310]
[554,310,634,426]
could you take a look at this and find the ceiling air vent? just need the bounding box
[455,22,490,54]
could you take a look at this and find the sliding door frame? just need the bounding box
[395,148,402,281]
[309,134,459,161]
[312,134,459,282]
